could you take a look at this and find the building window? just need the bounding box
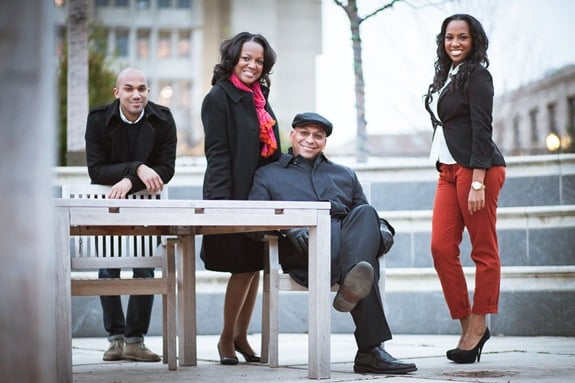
[568,97,575,131]
[529,108,539,149]
[157,31,171,58]
[115,30,129,57]
[137,29,151,59]
[136,0,150,9]
[94,0,109,7]
[177,30,191,58]
[512,115,520,154]
[93,28,108,56]
[158,0,171,8]
[177,0,191,8]
[547,103,558,134]
[567,96,575,152]
[114,0,129,6]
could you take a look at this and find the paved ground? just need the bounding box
[73,333,575,382]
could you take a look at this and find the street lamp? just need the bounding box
[560,134,572,151]
[546,132,561,152]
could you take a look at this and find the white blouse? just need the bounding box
[429,65,460,165]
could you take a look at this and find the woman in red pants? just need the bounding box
[424,14,506,364]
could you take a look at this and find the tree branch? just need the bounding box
[361,0,403,24]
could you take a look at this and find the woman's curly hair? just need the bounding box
[425,14,489,103]
[211,32,277,87]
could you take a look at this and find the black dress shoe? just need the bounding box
[354,344,417,374]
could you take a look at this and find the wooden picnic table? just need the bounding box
[54,198,332,381]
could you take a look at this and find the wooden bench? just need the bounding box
[62,184,178,370]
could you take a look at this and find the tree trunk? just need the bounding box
[333,0,403,162]
[67,0,89,165]
[335,0,368,163]
[350,16,368,163]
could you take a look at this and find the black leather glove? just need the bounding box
[282,228,309,255]
[244,231,266,242]
[378,218,395,256]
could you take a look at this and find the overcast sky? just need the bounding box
[317,0,575,147]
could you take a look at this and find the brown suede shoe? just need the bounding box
[123,342,161,362]
[333,261,374,312]
[103,338,124,361]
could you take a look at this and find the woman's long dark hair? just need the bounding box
[424,14,489,119]
[211,32,277,87]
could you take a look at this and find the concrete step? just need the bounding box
[71,265,575,338]
[382,204,575,268]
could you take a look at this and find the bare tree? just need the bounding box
[67,0,89,165]
[333,0,403,163]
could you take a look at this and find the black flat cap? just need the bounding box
[291,112,333,136]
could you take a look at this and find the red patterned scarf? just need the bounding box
[229,74,277,157]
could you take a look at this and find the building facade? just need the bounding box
[352,65,575,159]
[53,0,322,156]
[494,65,575,156]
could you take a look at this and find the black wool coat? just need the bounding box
[200,79,282,272]
[85,99,177,193]
[248,151,374,286]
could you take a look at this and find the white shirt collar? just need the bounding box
[119,105,145,124]
[449,63,461,77]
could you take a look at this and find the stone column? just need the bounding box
[0,1,57,382]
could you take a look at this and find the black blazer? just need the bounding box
[85,99,177,193]
[436,66,505,170]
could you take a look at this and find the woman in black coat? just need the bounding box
[201,32,281,365]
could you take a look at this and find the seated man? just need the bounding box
[248,112,417,375]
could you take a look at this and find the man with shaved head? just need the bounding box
[85,67,177,362]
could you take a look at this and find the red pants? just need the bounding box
[431,164,506,319]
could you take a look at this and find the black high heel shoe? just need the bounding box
[446,348,457,360]
[451,327,491,364]
[217,342,239,365]
[234,342,261,363]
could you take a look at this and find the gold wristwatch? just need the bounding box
[471,181,485,191]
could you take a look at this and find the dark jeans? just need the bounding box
[98,267,154,343]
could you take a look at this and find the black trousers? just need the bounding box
[98,267,154,342]
[280,204,392,351]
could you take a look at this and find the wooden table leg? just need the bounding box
[55,207,73,383]
[307,214,332,379]
[177,234,197,366]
